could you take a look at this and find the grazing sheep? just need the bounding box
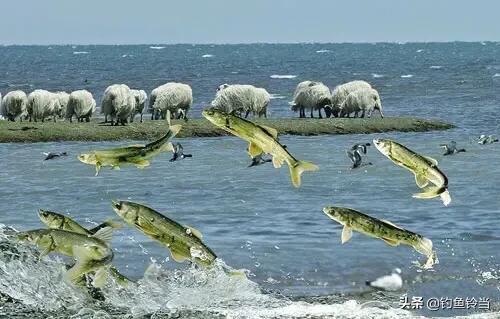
[339,87,383,118]
[130,89,147,122]
[331,80,372,117]
[1,91,28,121]
[151,82,192,121]
[290,81,331,118]
[211,84,270,118]
[66,90,96,123]
[54,91,70,118]
[28,90,63,122]
[101,84,135,126]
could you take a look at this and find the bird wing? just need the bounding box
[346,151,356,163]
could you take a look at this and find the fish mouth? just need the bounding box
[111,200,122,212]
[38,209,49,219]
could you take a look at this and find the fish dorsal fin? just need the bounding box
[423,156,438,166]
[381,219,403,230]
[89,219,123,234]
[127,144,146,148]
[170,249,189,262]
[414,174,429,188]
[92,226,113,243]
[341,225,352,244]
[185,225,203,239]
[381,237,400,246]
[258,124,279,139]
[248,142,263,157]
[272,156,284,168]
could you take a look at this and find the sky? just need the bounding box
[1,0,500,44]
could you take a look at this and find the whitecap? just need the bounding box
[202,54,214,58]
[270,75,297,79]
[416,49,424,53]
[315,49,330,53]
[73,51,89,55]
[430,65,442,69]
[269,94,286,100]
[493,73,500,77]
[372,73,384,78]
[149,46,165,50]
[400,74,413,78]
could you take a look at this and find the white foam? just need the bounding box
[269,94,286,100]
[316,49,330,53]
[400,74,413,78]
[416,49,424,53]
[372,73,384,78]
[270,75,297,79]
[430,65,443,69]
[202,54,214,58]
[149,46,165,50]
[493,73,500,77]
[73,51,89,55]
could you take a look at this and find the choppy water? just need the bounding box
[0,43,499,318]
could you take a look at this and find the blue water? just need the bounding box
[0,43,499,318]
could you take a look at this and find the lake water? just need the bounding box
[0,43,499,318]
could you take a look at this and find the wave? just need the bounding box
[372,73,384,78]
[270,75,297,79]
[430,65,443,69]
[202,54,214,58]
[149,46,165,50]
[316,49,330,53]
[416,49,424,53]
[269,94,286,100]
[493,73,500,77]
[73,51,89,55]
[400,74,414,78]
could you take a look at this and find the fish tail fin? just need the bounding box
[89,219,123,234]
[92,266,110,288]
[289,160,319,188]
[414,237,437,269]
[413,186,451,206]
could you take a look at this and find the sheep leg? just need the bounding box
[86,116,90,122]
[318,108,323,119]
[361,110,366,118]
[310,108,314,118]
[140,113,143,123]
[245,110,250,118]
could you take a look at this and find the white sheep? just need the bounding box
[1,91,28,121]
[54,91,70,118]
[339,87,383,118]
[211,84,270,118]
[27,90,63,122]
[290,81,331,118]
[66,90,96,123]
[151,82,192,121]
[331,80,372,117]
[130,89,147,122]
[101,84,136,126]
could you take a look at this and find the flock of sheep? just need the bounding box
[0,79,383,124]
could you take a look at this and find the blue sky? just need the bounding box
[1,0,499,44]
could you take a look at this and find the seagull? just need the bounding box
[366,268,403,291]
[43,152,68,160]
[351,143,371,154]
[169,143,192,162]
[440,141,466,156]
[248,153,272,167]
[478,135,499,145]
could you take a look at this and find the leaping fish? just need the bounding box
[323,206,437,269]
[373,138,451,206]
[202,108,318,187]
[78,124,181,175]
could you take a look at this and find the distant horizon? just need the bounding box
[1,40,499,46]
